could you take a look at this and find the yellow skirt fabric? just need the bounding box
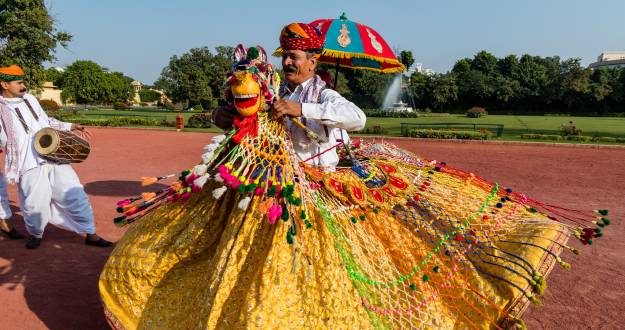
[100,171,570,329]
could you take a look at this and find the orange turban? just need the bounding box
[0,65,25,81]
[273,23,325,56]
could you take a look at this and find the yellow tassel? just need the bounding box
[569,247,581,255]
[141,176,158,186]
[533,274,547,295]
[557,257,571,270]
[512,317,527,330]
[527,293,542,306]
[141,192,157,201]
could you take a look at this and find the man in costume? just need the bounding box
[213,22,365,166]
[0,172,24,239]
[0,65,112,249]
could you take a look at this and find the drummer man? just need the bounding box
[0,65,112,249]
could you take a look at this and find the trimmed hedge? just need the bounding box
[187,113,212,128]
[360,125,388,135]
[407,129,491,140]
[59,117,160,127]
[520,134,625,143]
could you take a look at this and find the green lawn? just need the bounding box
[361,115,625,140]
[58,109,625,142]
[62,108,201,123]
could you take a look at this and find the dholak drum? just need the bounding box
[34,127,91,164]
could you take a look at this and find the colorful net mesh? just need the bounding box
[100,55,610,330]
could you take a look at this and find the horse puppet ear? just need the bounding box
[234,44,247,62]
[256,46,268,63]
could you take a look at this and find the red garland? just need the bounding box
[232,113,258,143]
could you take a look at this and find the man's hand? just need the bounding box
[273,99,302,118]
[71,123,92,140]
[211,106,236,129]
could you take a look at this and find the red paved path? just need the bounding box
[0,128,623,329]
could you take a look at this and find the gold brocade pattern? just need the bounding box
[100,171,569,329]
[100,183,372,329]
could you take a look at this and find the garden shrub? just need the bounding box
[360,125,388,135]
[466,107,487,118]
[560,120,582,136]
[594,136,617,142]
[187,113,212,128]
[565,135,592,142]
[39,99,60,115]
[113,101,131,110]
[407,129,490,140]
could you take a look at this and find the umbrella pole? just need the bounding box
[334,58,340,89]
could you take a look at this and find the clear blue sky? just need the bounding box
[47,0,625,84]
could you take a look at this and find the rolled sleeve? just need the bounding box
[301,89,366,131]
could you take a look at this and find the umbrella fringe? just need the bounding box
[320,49,406,70]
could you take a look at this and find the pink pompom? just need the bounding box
[116,199,132,207]
[255,187,264,196]
[266,203,282,224]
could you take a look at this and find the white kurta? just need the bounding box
[0,94,95,237]
[0,173,11,220]
[284,77,366,166]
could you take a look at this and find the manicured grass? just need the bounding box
[60,108,202,124]
[360,115,625,139]
[59,109,625,142]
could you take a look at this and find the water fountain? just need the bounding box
[381,74,414,112]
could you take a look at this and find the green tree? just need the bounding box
[43,67,64,85]
[428,74,458,110]
[0,0,72,87]
[471,51,498,75]
[139,89,161,103]
[347,70,391,108]
[558,59,591,111]
[155,46,233,109]
[452,58,472,74]
[398,50,415,70]
[61,60,132,104]
[409,71,431,108]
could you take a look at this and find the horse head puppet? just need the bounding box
[225,44,280,117]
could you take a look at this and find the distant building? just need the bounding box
[589,51,625,69]
[35,81,64,105]
[131,80,142,104]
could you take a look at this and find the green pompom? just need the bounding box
[301,210,307,220]
[246,47,259,60]
[433,265,440,273]
[286,231,293,244]
[281,205,290,221]
[237,184,246,193]
[409,283,417,290]
[359,214,366,221]
[597,209,609,216]
[351,217,357,224]
[602,218,611,225]
[305,220,313,228]
[422,274,430,282]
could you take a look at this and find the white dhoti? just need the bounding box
[0,173,12,220]
[18,164,95,238]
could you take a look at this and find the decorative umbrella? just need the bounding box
[310,13,406,85]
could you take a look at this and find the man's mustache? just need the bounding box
[19,88,26,93]
[284,65,298,73]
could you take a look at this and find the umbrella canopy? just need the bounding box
[310,13,406,73]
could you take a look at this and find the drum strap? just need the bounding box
[23,99,40,121]
[13,108,30,133]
